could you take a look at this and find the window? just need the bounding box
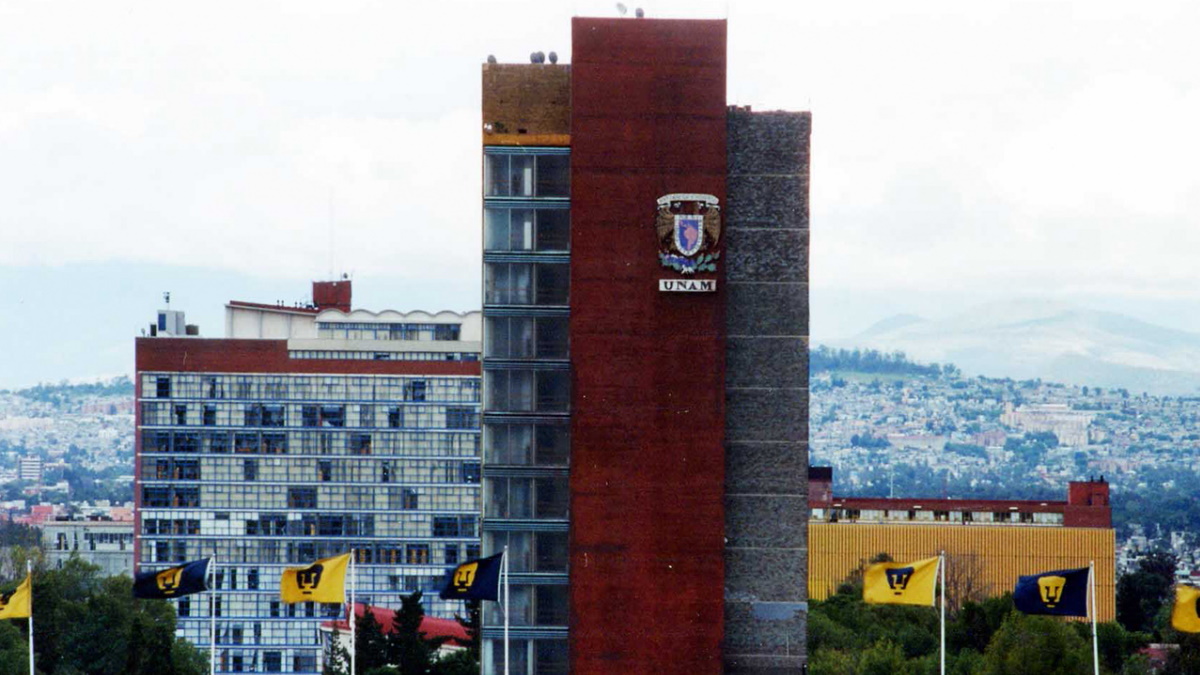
[445,544,460,565]
[484,152,569,198]
[320,405,345,427]
[446,408,478,430]
[174,404,187,425]
[402,489,419,510]
[350,433,372,455]
[202,405,216,426]
[293,654,317,673]
[243,460,257,481]
[461,462,481,484]
[262,404,285,427]
[406,544,430,564]
[387,406,402,428]
[405,381,427,402]
[174,433,199,453]
[302,405,320,427]
[263,652,281,672]
[156,377,171,398]
[234,433,258,454]
[178,598,190,617]
[288,488,317,509]
[434,324,461,341]
[208,432,229,453]
[262,432,286,454]
[318,461,332,482]
[484,207,570,253]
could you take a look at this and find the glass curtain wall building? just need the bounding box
[135,294,482,675]
[481,143,572,675]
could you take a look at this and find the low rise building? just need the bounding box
[808,467,1116,620]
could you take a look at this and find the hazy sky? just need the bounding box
[2,0,1199,387]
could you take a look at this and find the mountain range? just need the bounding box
[833,299,1200,396]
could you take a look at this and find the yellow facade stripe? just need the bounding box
[482,132,571,147]
[809,523,1116,622]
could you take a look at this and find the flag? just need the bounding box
[0,574,31,620]
[133,558,211,600]
[863,557,939,606]
[1171,585,1200,633]
[280,553,350,604]
[439,553,503,601]
[1013,567,1090,617]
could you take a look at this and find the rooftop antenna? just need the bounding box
[163,292,171,307]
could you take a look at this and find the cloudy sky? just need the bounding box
[2,0,1198,387]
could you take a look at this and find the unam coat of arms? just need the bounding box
[655,193,721,275]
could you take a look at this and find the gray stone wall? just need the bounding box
[723,108,811,674]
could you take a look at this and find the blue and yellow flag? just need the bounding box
[1013,567,1090,617]
[439,553,503,602]
[0,574,31,619]
[133,559,210,600]
[863,557,939,606]
[1171,585,1200,633]
[280,553,350,604]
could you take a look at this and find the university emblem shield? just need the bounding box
[673,215,705,256]
[655,193,721,276]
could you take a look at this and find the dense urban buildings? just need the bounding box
[134,281,482,674]
[808,467,1117,620]
[480,16,810,674]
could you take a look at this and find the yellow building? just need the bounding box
[808,468,1116,621]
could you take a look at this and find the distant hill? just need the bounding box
[833,299,1200,395]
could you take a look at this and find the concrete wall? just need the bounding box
[723,108,811,673]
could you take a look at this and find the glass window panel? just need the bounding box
[510,209,534,250]
[535,638,570,674]
[535,586,569,627]
[509,155,534,197]
[484,208,510,250]
[536,371,569,412]
[536,532,569,572]
[535,264,569,305]
[536,208,570,251]
[535,477,567,518]
[536,317,568,359]
[536,155,569,198]
[535,425,569,465]
[485,154,509,197]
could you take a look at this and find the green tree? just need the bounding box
[2,558,207,675]
[980,613,1091,675]
[1117,550,1176,634]
[324,635,350,675]
[860,639,911,675]
[387,591,447,675]
[355,606,390,673]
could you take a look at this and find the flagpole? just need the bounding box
[939,551,945,675]
[503,545,510,675]
[27,560,34,675]
[1090,560,1099,675]
[210,557,218,675]
[350,549,356,675]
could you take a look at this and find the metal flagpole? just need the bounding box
[503,546,510,675]
[939,551,946,675]
[210,557,218,675]
[350,550,356,675]
[27,560,34,675]
[1090,560,1099,675]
